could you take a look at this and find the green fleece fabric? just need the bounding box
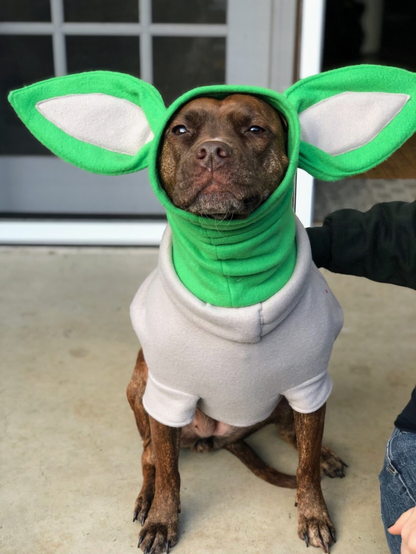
[165,185,296,308]
[8,65,416,306]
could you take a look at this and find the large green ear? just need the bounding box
[8,71,167,175]
[285,65,416,180]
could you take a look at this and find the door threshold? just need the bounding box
[0,219,167,246]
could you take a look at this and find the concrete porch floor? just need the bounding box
[1,246,415,554]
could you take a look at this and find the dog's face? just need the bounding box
[158,94,289,219]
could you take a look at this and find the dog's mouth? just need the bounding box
[185,181,267,220]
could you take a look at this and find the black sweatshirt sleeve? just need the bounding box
[306,200,416,290]
[307,201,416,432]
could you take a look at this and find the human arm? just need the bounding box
[306,200,416,289]
[389,507,416,554]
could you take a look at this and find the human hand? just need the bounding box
[389,507,416,554]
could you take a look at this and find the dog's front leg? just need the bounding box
[138,416,181,554]
[294,404,336,553]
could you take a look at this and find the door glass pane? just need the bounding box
[0,0,51,22]
[63,0,139,23]
[323,0,416,73]
[66,36,140,77]
[152,0,227,24]
[0,35,54,155]
[153,37,226,105]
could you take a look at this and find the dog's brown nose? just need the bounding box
[195,140,231,169]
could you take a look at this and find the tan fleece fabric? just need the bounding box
[130,218,344,428]
[299,91,410,156]
[36,93,154,156]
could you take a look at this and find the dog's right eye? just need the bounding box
[172,125,188,135]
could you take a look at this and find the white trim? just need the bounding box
[299,0,325,80]
[0,220,167,246]
[0,23,53,34]
[269,0,298,92]
[294,169,314,228]
[139,0,153,82]
[0,22,227,36]
[149,24,227,36]
[294,0,326,226]
[50,0,67,76]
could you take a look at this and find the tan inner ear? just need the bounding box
[36,93,154,156]
[299,91,410,156]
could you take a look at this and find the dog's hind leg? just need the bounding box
[273,398,347,478]
[127,349,155,526]
[224,440,297,488]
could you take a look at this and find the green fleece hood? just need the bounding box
[9,65,416,305]
[146,85,300,307]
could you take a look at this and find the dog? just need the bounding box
[127,94,346,554]
[11,63,414,554]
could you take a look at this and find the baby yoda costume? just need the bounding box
[9,65,416,426]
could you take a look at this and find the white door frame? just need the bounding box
[0,0,324,245]
[294,0,326,228]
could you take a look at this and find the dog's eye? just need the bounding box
[172,125,188,135]
[247,125,266,135]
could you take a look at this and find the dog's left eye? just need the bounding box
[172,125,188,135]
[247,125,266,135]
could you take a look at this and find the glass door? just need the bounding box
[0,0,300,243]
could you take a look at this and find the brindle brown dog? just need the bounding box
[127,94,346,554]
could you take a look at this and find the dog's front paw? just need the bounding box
[133,487,154,526]
[320,445,348,479]
[298,514,336,553]
[297,494,336,553]
[138,500,179,554]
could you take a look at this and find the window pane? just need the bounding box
[0,0,51,22]
[153,37,226,105]
[66,36,140,77]
[63,0,139,23]
[0,35,54,155]
[152,0,227,24]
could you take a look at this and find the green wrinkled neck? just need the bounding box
[165,179,297,308]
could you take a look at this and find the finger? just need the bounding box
[388,508,414,535]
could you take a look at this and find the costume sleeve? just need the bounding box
[142,372,199,428]
[283,370,333,414]
[306,201,416,290]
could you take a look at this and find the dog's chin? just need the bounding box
[186,190,265,220]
